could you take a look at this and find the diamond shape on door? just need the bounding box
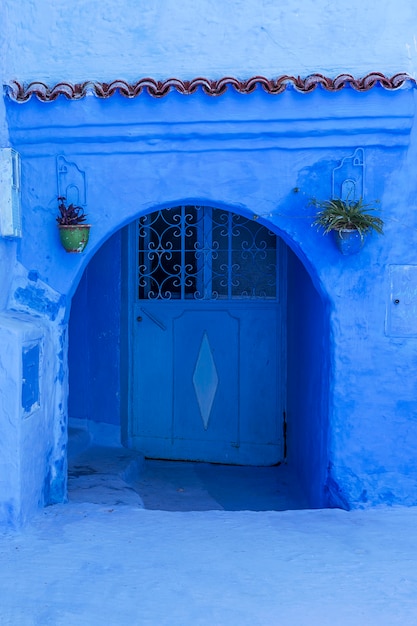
[192,332,219,430]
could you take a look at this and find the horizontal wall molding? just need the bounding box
[11,116,413,157]
[5,72,415,102]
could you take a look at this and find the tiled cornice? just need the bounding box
[6,72,414,102]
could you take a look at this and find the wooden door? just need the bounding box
[129,206,285,465]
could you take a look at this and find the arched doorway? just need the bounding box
[68,204,329,508]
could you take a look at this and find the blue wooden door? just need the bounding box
[130,206,284,465]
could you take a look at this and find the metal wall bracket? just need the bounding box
[332,147,365,201]
[57,156,86,207]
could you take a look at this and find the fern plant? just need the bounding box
[312,197,383,238]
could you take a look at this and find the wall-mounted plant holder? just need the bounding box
[311,149,383,255]
[56,196,90,253]
[333,229,364,255]
[56,156,90,252]
[58,224,91,253]
[312,196,383,256]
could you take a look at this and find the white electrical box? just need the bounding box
[0,148,22,238]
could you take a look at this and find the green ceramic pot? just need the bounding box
[58,225,91,253]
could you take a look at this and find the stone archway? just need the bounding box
[68,204,330,509]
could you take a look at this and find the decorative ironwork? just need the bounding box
[6,72,414,102]
[137,206,277,300]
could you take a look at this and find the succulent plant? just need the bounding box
[57,197,88,226]
[311,197,383,237]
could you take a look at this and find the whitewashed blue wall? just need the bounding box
[1,1,417,526]
[2,1,417,82]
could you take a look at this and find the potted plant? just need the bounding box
[56,197,91,253]
[311,197,383,255]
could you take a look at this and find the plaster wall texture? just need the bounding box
[2,0,417,82]
[0,243,16,310]
[0,310,67,527]
[0,254,68,525]
[287,249,330,507]
[0,3,9,145]
[0,3,13,309]
[2,2,417,524]
[3,83,417,517]
[69,231,122,428]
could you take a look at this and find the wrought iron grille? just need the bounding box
[137,206,277,300]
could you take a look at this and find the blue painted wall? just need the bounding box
[0,241,16,309]
[2,83,417,520]
[286,248,330,508]
[3,1,417,80]
[69,231,121,427]
[2,0,417,524]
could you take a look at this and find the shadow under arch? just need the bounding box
[68,200,331,509]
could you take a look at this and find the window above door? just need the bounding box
[136,206,278,301]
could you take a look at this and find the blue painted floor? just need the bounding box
[68,443,309,511]
[132,459,309,511]
[3,435,417,624]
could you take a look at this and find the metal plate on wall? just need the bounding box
[386,265,417,337]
